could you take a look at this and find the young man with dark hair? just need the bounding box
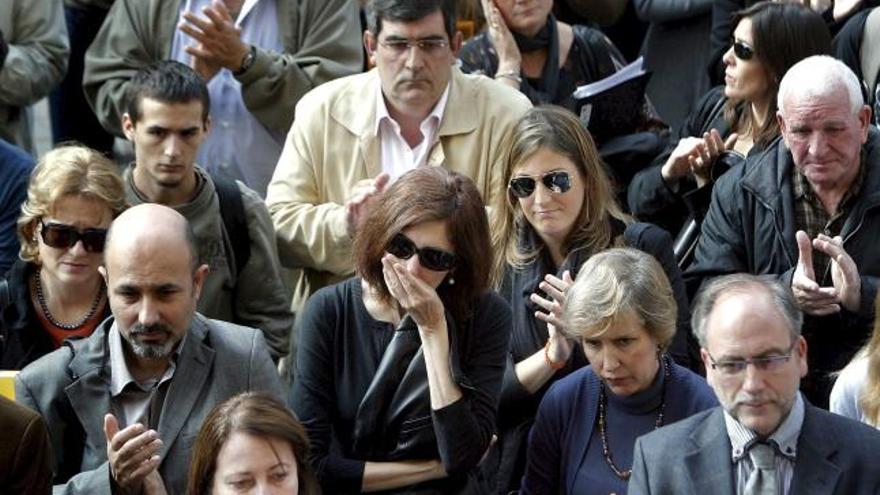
[121,60,292,361]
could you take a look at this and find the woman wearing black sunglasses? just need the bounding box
[628,1,831,252]
[291,167,510,494]
[0,145,126,370]
[480,105,690,494]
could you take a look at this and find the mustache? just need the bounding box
[130,323,173,336]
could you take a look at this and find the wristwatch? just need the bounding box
[233,45,257,76]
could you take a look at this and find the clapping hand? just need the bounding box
[104,414,163,494]
[179,0,249,76]
[791,230,861,315]
[530,271,575,365]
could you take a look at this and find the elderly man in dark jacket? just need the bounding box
[685,55,878,408]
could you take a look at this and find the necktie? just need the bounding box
[744,442,778,495]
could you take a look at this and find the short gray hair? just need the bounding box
[778,55,864,116]
[562,248,677,349]
[691,274,803,347]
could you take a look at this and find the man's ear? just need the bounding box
[776,112,789,148]
[192,264,210,302]
[122,113,136,141]
[203,115,212,135]
[450,30,463,57]
[364,30,377,67]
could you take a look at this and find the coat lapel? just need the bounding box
[685,409,736,495]
[64,325,113,459]
[789,405,842,495]
[156,316,214,459]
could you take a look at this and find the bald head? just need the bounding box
[105,203,199,274]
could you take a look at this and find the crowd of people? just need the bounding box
[2,0,880,494]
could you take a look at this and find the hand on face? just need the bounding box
[382,253,446,331]
[791,230,861,315]
[530,270,575,363]
[179,0,249,72]
[104,414,163,492]
[481,0,521,72]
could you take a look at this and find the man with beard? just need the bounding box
[15,203,285,495]
[628,274,880,495]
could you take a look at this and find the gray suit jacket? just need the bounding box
[15,314,286,495]
[629,404,880,495]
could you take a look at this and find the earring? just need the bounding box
[448,276,455,285]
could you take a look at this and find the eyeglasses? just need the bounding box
[379,38,449,57]
[706,342,796,377]
[386,233,457,272]
[39,220,108,253]
[508,171,573,198]
[732,39,755,61]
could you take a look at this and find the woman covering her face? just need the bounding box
[480,105,692,493]
[0,145,126,369]
[187,392,318,495]
[519,248,717,494]
[291,167,510,494]
[628,1,832,245]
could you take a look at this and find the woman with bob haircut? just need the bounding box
[831,293,880,429]
[0,145,126,369]
[520,248,716,494]
[481,104,690,493]
[628,1,832,241]
[186,392,318,495]
[291,167,510,494]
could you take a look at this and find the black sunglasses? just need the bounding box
[732,39,754,61]
[39,220,108,253]
[508,171,573,199]
[386,233,457,272]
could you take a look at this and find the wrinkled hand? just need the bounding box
[688,130,738,187]
[179,0,249,71]
[792,230,842,315]
[104,414,163,494]
[531,271,575,364]
[382,253,446,330]
[481,0,521,72]
[345,172,390,238]
[814,233,861,312]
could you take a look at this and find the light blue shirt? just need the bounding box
[171,0,284,196]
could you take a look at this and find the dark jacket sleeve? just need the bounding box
[290,287,365,493]
[432,292,512,475]
[7,403,53,495]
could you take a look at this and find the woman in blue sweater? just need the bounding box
[519,248,717,494]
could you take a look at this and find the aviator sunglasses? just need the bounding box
[386,233,457,272]
[39,220,108,253]
[732,39,754,61]
[508,171,573,199]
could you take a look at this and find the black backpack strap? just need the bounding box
[213,175,251,277]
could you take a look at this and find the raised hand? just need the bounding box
[791,230,841,315]
[481,0,521,75]
[345,172,390,238]
[382,253,446,331]
[530,270,575,365]
[104,414,163,493]
[813,234,861,312]
[688,129,738,187]
[179,0,249,72]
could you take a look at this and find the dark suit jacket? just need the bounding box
[0,395,52,494]
[14,313,285,495]
[629,403,880,494]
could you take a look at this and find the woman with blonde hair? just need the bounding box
[481,105,691,493]
[0,145,126,369]
[520,248,715,494]
[831,293,880,428]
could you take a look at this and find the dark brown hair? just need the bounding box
[354,167,491,321]
[723,1,831,146]
[186,392,318,495]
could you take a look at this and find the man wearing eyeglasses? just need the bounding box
[266,0,531,335]
[629,274,880,495]
[685,55,880,408]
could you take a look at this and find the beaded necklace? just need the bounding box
[33,272,104,330]
[597,355,670,480]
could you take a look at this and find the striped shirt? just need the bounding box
[723,393,805,495]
